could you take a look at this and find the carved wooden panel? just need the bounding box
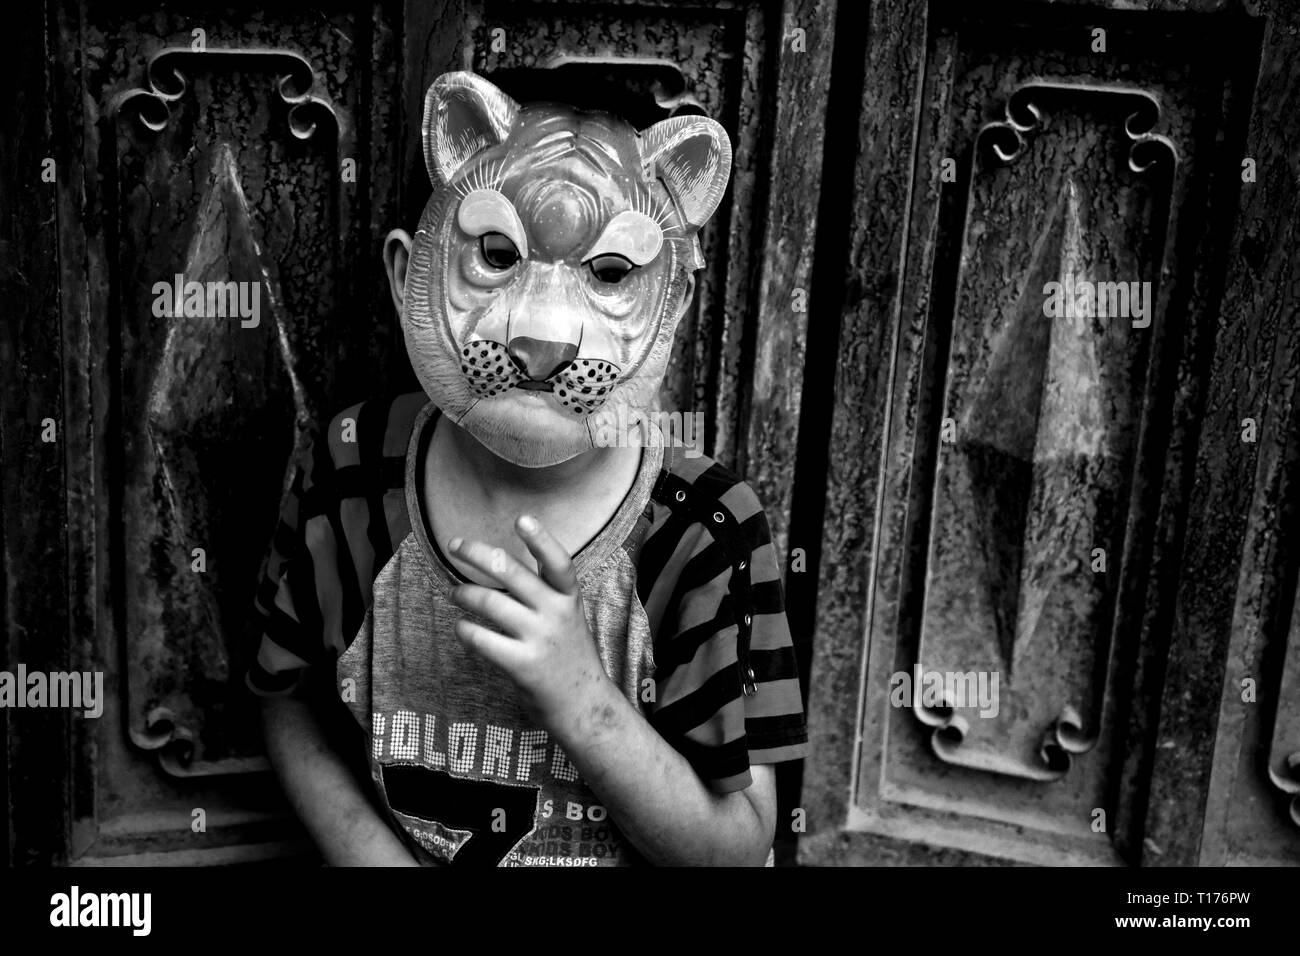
[918,84,1174,785]
[801,0,1268,866]
[113,47,345,778]
[55,1,408,862]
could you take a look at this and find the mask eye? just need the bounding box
[479,232,521,270]
[589,254,635,284]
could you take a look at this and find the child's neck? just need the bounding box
[441,415,631,503]
[424,413,643,583]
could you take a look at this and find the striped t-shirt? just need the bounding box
[248,391,808,866]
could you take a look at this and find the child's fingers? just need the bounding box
[447,537,548,608]
[453,618,528,673]
[448,583,534,637]
[515,515,579,596]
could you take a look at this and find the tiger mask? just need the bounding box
[385,71,732,468]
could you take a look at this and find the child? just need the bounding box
[247,72,809,866]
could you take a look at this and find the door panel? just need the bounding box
[800,0,1298,867]
[53,0,407,863]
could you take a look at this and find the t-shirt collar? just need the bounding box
[404,400,664,585]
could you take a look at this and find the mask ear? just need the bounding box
[639,116,732,233]
[422,71,519,188]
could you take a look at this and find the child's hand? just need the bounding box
[445,516,609,734]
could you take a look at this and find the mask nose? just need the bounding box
[507,337,578,381]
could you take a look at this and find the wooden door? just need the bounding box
[798,0,1300,867]
[2,0,833,864]
[8,0,1295,868]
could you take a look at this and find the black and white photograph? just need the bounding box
[1,0,1297,936]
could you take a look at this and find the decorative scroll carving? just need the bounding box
[107,40,354,780]
[134,705,267,778]
[110,47,343,140]
[914,83,1176,781]
[485,56,706,129]
[979,84,1176,174]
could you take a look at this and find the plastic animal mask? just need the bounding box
[402,71,732,467]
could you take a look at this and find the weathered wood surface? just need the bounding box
[1190,0,1300,867]
[22,0,407,862]
[5,0,831,864]
[800,0,1299,866]
[6,0,1299,866]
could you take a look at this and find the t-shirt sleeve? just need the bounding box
[647,481,810,794]
[246,423,337,697]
